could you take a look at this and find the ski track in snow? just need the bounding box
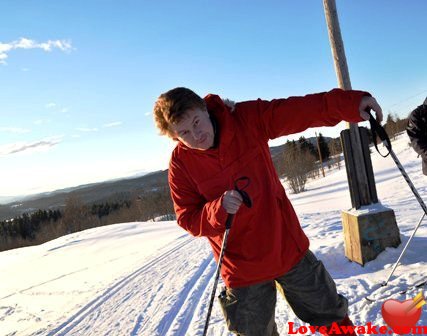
[41,236,197,335]
[1,268,90,301]
[29,234,227,336]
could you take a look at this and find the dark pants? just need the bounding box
[218,250,348,336]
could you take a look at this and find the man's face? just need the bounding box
[170,108,214,150]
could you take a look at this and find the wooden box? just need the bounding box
[342,205,401,265]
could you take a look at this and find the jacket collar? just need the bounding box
[205,94,235,150]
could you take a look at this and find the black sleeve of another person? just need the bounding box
[407,100,427,175]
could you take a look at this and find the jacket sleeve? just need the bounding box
[168,155,228,238]
[407,106,427,158]
[235,88,368,141]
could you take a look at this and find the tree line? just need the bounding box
[275,114,409,194]
[0,189,174,252]
[274,133,334,194]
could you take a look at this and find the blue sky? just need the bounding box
[1,1,426,199]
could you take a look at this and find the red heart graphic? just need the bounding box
[382,299,422,334]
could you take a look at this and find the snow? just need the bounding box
[1,133,426,335]
[344,203,393,216]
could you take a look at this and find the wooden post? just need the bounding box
[323,0,400,264]
[315,132,325,177]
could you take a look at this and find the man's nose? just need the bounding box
[192,128,202,140]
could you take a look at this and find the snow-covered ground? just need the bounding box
[1,133,426,336]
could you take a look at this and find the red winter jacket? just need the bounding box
[168,89,367,288]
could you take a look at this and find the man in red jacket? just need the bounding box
[153,87,383,335]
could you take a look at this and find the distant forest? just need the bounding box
[0,187,174,252]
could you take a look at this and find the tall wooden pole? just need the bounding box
[323,0,375,207]
[323,0,352,91]
[322,0,400,265]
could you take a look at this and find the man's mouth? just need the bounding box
[198,135,207,144]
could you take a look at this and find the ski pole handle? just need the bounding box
[368,111,392,157]
[225,213,235,230]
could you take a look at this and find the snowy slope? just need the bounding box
[0,133,426,336]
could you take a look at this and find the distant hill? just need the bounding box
[0,171,168,221]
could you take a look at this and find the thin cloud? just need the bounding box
[0,136,62,157]
[33,119,50,125]
[45,103,70,116]
[76,127,98,132]
[0,127,30,134]
[144,112,151,117]
[0,38,73,65]
[102,121,122,128]
[45,102,56,108]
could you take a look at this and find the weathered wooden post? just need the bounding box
[315,132,326,178]
[323,0,401,265]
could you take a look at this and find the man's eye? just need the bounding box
[181,131,189,136]
[194,120,199,126]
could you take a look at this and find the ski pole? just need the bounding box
[368,113,427,285]
[383,212,426,286]
[369,113,427,217]
[202,177,252,336]
[202,214,234,336]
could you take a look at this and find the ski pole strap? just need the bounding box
[368,112,392,158]
[234,177,252,208]
[224,177,252,230]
